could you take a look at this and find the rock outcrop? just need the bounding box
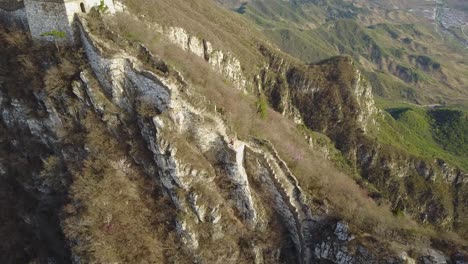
[0,9,466,264]
[166,26,247,91]
[255,44,467,235]
[76,17,312,262]
[74,17,465,263]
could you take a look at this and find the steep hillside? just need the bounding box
[101,0,468,247]
[225,0,468,107]
[1,0,468,263]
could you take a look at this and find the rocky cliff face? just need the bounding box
[356,140,468,233]
[248,44,468,237]
[0,10,467,264]
[165,26,248,91]
[257,47,378,133]
[74,19,343,263]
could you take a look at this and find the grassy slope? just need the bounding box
[224,0,468,172]
[234,0,468,107]
[97,0,468,244]
[374,98,468,171]
[89,2,468,246]
[121,0,266,74]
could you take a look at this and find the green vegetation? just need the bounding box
[97,0,109,13]
[372,100,468,171]
[369,72,417,100]
[256,96,268,119]
[40,30,67,50]
[414,55,441,70]
[40,30,66,39]
[93,14,461,245]
[2,1,468,262]
[430,109,468,158]
[96,2,468,243]
[234,0,468,106]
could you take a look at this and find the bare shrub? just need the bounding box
[0,28,29,49]
[43,58,78,97]
[63,112,177,263]
[141,40,437,244]
[119,0,264,70]
[136,99,159,117]
[17,55,36,76]
[39,155,66,191]
[89,7,466,249]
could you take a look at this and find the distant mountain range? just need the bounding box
[219,0,468,108]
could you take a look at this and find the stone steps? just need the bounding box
[261,150,315,264]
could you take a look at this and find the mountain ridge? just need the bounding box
[0,0,467,263]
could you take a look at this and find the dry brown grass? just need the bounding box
[0,25,88,106]
[89,9,467,250]
[63,113,181,263]
[109,0,265,72]
[44,59,78,97]
[132,36,442,245]
[0,28,30,49]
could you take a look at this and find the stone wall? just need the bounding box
[24,0,115,42]
[64,0,115,23]
[24,0,72,41]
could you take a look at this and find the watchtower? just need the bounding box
[21,0,115,41]
[1,0,117,42]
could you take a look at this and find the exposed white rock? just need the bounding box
[225,139,258,225]
[399,252,416,264]
[71,16,457,264]
[175,218,199,250]
[71,80,86,101]
[113,0,126,12]
[253,245,264,264]
[334,221,349,241]
[188,192,206,223]
[188,36,205,58]
[80,72,106,114]
[419,249,448,264]
[165,25,247,90]
[209,207,222,224]
[167,27,190,51]
[353,69,378,132]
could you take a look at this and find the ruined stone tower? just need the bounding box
[0,0,115,41]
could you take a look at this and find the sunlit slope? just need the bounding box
[226,0,468,106]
